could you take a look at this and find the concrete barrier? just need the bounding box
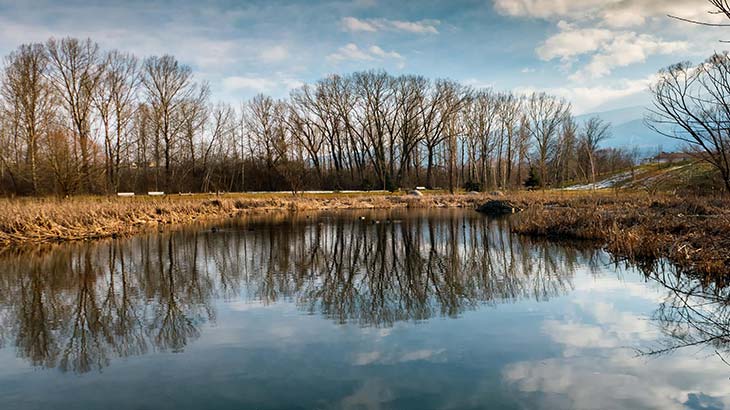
[148,192,165,196]
[117,192,135,197]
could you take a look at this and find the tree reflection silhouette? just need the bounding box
[640,268,730,361]
[0,210,591,373]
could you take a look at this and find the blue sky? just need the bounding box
[0,0,725,113]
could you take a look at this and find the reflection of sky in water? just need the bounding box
[0,209,728,410]
[503,272,730,410]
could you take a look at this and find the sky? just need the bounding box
[0,0,726,114]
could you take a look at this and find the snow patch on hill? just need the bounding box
[562,171,635,190]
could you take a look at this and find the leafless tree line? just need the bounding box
[0,37,633,196]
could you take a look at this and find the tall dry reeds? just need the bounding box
[511,192,730,278]
[0,193,486,246]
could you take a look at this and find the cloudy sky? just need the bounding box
[0,0,725,114]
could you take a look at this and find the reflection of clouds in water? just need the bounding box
[354,351,382,365]
[226,301,268,312]
[543,300,659,352]
[341,379,395,410]
[571,267,667,304]
[543,321,620,349]
[504,351,730,410]
[352,348,447,366]
[504,283,730,410]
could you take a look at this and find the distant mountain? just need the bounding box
[576,106,680,152]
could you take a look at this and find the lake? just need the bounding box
[0,209,727,410]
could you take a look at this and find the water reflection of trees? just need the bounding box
[641,269,730,361]
[0,210,592,372]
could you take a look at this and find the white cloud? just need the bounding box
[575,33,687,80]
[537,22,687,80]
[556,81,650,113]
[517,73,659,114]
[495,0,714,94]
[341,16,378,32]
[327,43,405,68]
[328,43,376,62]
[493,0,723,28]
[389,20,440,34]
[340,17,439,34]
[368,45,403,60]
[600,7,646,28]
[222,76,278,92]
[601,0,726,28]
[493,0,610,20]
[222,75,302,93]
[281,78,305,90]
[258,45,289,63]
[462,78,495,89]
[536,22,613,61]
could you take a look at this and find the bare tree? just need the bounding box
[525,92,570,187]
[648,54,730,193]
[287,86,325,182]
[579,117,611,184]
[669,0,730,43]
[390,75,426,187]
[141,55,207,191]
[497,92,522,188]
[46,37,103,193]
[420,80,464,189]
[554,113,578,185]
[179,96,209,188]
[200,103,234,192]
[244,94,289,190]
[0,44,55,194]
[463,89,499,189]
[94,50,140,192]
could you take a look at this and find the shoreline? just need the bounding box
[1,191,728,278]
[0,193,485,247]
[508,192,730,278]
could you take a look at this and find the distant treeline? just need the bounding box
[0,37,638,196]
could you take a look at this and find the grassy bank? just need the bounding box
[2,190,728,279]
[0,192,483,246]
[508,191,730,278]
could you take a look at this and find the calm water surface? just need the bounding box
[0,209,728,410]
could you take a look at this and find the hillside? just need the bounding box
[563,160,721,194]
[576,106,681,152]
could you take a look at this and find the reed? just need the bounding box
[510,191,730,278]
[3,191,727,279]
[0,193,486,246]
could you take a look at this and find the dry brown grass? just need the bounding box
[4,190,727,279]
[0,193,486,246]
[509,191,730,278]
